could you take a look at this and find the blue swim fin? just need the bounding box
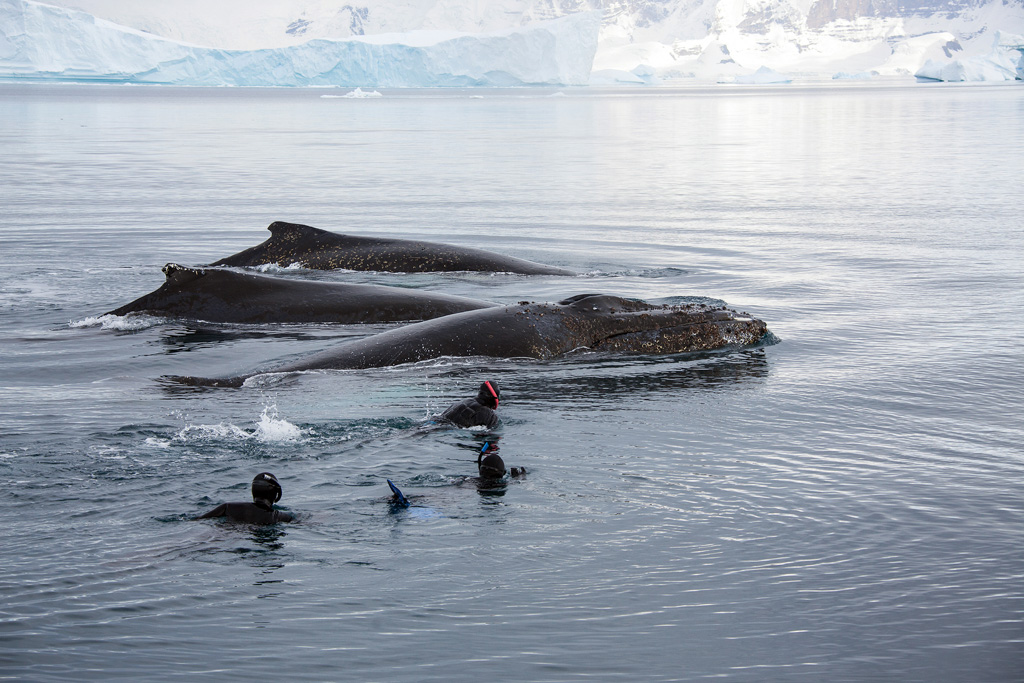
[387,479,410,507]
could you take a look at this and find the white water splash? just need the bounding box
[252,405,304,441]
[255,262,304,273]
[70,313,164,331]
[174,406,305,443]
[175,422,253,441]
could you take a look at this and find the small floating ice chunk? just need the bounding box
[322,88,384,98]
[833,71,877,80]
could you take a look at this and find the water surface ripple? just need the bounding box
[0,83,1022,682]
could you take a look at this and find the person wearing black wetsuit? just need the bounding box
[439,380,501,428]
[196,472,294,524]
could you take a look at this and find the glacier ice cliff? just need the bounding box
[0,0,601,86]
[915,31,1024,81]
[4,0,1024,84]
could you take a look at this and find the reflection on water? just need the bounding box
[247,525,287,553]
[430,348,772,406]
[473,478,509,498]
[548,348,772,394]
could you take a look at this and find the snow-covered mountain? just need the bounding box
[4,0,1024,83]
[590,0,1024,80]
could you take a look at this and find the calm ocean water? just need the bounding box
[1,82,1022,682]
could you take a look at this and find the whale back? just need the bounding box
[161,263,206,286]
[106,263,494,323]
[208,221,575,274]
[106,263,211,317]
[268,302,575,372]
[208,222,352,268]
[168,294,771,386]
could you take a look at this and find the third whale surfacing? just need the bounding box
[210,221,576,275]
[172,294,771,387]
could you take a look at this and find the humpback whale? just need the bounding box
[209,221,575,275]
[106,264,494,324]
[170,294,771,387]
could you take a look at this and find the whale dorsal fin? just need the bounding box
[162,263,206,285]
[267,221,338,240]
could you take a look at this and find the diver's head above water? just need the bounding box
[477,451,526,479]
[476,381,500,410]
[251,472,283,509]
[478,452,507,479]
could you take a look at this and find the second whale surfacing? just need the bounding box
[106,264,494,324]
[209,221,576,275]
[170,294,772,388]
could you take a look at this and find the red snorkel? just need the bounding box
[484,381,499,408]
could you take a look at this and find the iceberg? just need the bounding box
[832,71,878,80]
[729,66,792,85]
[589,64,662,85]
[0,0,601,87]
[915,31,1024,82]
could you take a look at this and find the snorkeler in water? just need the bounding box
[438,381,501,429]
[477,442,526,480]
[385,442,524,509]
[196,472,294,524]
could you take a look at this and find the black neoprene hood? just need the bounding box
[476,381,500,409]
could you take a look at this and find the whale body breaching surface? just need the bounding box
[107,264,494,324]
[169,294,772,388]
[210,222,576,276]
